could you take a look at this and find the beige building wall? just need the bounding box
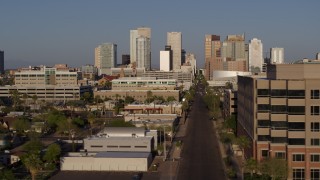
[167,32,182,70]
[238,63,320,179]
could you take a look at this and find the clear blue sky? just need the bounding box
[1,0,319,69]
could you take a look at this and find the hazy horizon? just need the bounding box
[1,0,320,69]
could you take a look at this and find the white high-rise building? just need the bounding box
[316,53,320,60]
[167,32,182,70]
[160,51,170,71]
[185,53,197,75]
[95,43,117,75]
[270,47,284,64]
[136,36,151,71]
[130,27,151,67]
[248,38,263,72]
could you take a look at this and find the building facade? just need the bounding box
[160,50,171,71]
[95,43,117,75]
[122,54,130,65]
[248,38,263,72]
[136,36,151,70]
[130,27,151,65]
[204,35,222,80]
[237,63,320,179]
[270,47,284,64]
[167,32,182,70]
[111,77,176,90]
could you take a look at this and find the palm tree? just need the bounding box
[9,90,20,110]
[235,135,251,178]
[22,93,29,113]
[22,152,42,180]
[32,95,38,113]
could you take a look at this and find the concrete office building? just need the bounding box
[61,127,155,172]
[111,77,176,90]
[184,53,197,75]
[136,36,151,70]
[0,50,4,74]
[270,47,284,64]
[160,50,171,71]
[81,65,98,80]
[237,63,320,179]
[130,27,151,65]
[110,67,145,77]
[167,32,182,70]
[142,71,193,83]
[204,35,222,80]
[95,43,117,75]
[248,38,263,72]
[223,89,237,119]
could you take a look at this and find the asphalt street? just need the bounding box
[177,85,226,180]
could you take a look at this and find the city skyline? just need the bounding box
[1,1,320,69]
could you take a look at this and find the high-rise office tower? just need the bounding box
[316,53,320,60]
[204,35,221,80]
[248,38,263,72]
[270,47,284,64]
[130,27,151,67]
[0,50,4,74]
[167,32,182,70]
[95,43,117,75]
[136,36,151,71]
[221,34,246,61]
[122,54,130,65]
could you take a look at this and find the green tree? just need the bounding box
[13,116,31,134]
[166,96,176,102]
[43,143,61,163]
[244,158,258,178]
[224,115,237,132]
[81,92,93,103]
[87,112,95,135]
[21,152,43,180]
[23,139,44,153]
[225,82,233,89]
[0,168,15,180]
[124,96,135,104]
[235,135,250,156]
[22,93,29,112]
[72,117,85,127]
[9,90,21,110]
[32,95,38,112]
[259,158,288,180]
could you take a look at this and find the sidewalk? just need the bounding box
[157,112,190,180]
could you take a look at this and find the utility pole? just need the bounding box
[163,125,166,161]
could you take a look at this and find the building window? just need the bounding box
[288,122,305,131]
[258,135,270,141]
[288,106,305,115]
[258,104,270,112]
[293,154,305,162]
[275,152,286,159]
[311,122,320,132]
[288,138,305,145]
[311,169,320,180]
[311,154,320,162]
[288,90,305,99]
[271,105,287,114]
[271,89,287,97]
[311,90,320,99]
[257,89,270,97]
[258,120,270,127]
[91,145,103,148]
[311,138,320,146]
[293,168,305,180]
[261,150,269,158]
[311,106,320,115]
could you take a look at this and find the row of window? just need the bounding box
[293,168,319,180]
[258,89,320,99]
[257,136,320,146]
[258,105,320,116]
[257,121,320,132]
[261,150,320,162]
